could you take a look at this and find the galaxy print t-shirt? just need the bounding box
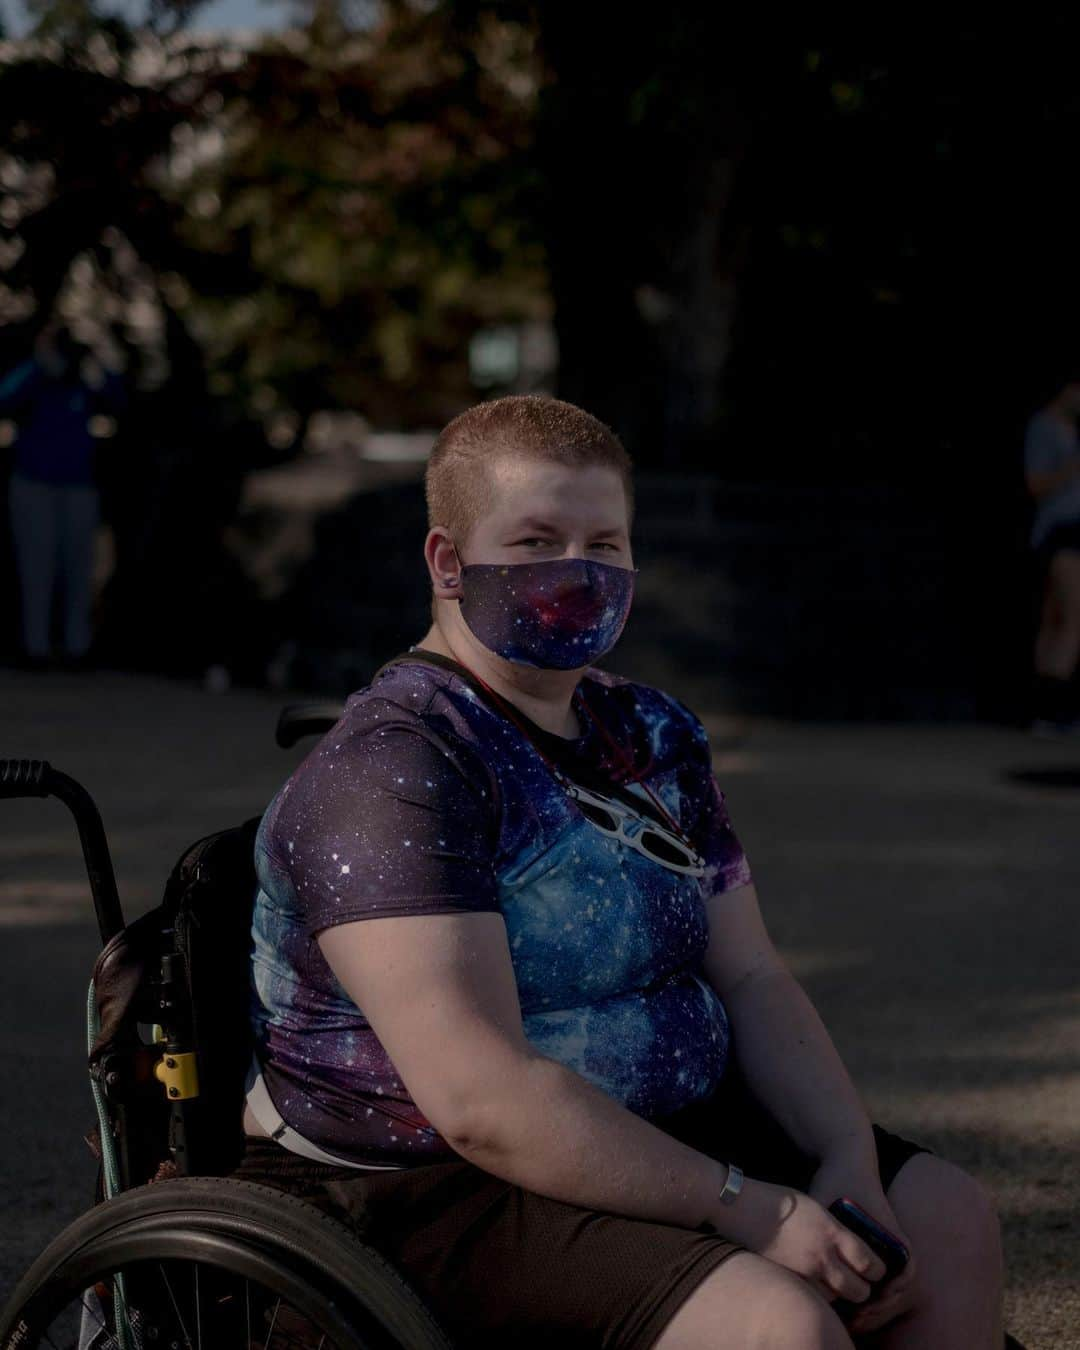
[249,652,754,1167]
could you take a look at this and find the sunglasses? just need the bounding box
[561,779,707,877]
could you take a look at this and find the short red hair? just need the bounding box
[425,394,635,550]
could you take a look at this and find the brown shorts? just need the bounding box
[229,1052,933,1350]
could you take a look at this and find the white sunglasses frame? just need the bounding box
[560,778,707,878]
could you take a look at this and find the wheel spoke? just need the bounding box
[262,1297,281,1349]
[158,1262,194,1348]
[31,1254,354,1349]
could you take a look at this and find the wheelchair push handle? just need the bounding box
[0,758,52,797]
[275,701,344,748]
[0,758,124,945]
[0,700,340,946]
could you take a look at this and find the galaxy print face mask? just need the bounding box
[456,557,636,669]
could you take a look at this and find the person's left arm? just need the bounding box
[701,878,876,1168]
[700,880,919,1332]
[673,697,880,1170]
[679,703,916,1331]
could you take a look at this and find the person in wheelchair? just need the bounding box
[235,394,1006,1349]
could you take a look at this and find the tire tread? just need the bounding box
[0,1176,456,1350]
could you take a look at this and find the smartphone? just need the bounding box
[827,1197,910,1322]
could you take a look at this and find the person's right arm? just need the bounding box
[317,911,887,1308]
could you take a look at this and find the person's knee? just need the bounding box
[946,1167,1004,1274]
[889,1154,1003,1295]
[921,1160,999,1241]
[652,1251,852,1350]
[749,1279,852,1350]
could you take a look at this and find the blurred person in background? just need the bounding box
[1023,370,1080,735]
[0,320,125,671]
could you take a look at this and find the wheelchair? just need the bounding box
[0,709,1032,1350]
[0,703,456,1349]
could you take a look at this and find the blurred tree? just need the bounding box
[177,0,546,428]
[720,18,1080,719]
[0,0,546,675]
[530,4,764,469]
[8,6,1080,483]
[0,0,545,422]
[524,10,1080,487]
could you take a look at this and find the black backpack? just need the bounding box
[87,815,262,1191]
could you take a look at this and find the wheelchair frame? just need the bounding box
[0,704,342,1187]
[0,705,459,1349]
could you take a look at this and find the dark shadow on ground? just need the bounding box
[1004,764,1080,789]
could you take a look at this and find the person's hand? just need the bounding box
[716,1175,889,1309]
[806,1152,920,1337]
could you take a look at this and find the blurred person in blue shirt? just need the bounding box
[1024,370,1080,734]
[0,322,125,670]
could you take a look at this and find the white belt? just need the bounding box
[244,1057,406,1171]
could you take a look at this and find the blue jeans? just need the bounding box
[8,472,99,658]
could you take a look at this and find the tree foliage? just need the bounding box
[0,0,545,428]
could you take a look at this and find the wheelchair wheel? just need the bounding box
[0,1177,456,1350]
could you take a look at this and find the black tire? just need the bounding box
[0,1176,457,1350]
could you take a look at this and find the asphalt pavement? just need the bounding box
[0,667,1076,1346]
